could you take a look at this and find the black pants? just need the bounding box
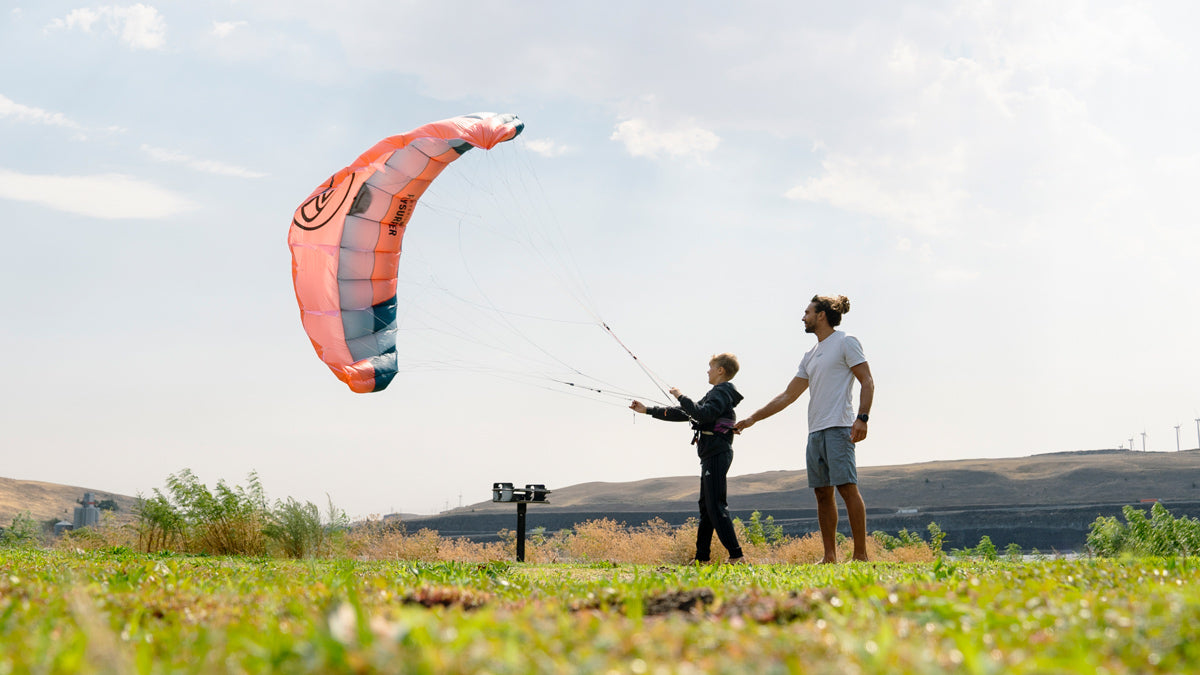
[695,449,743,560]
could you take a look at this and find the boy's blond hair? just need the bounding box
[709,353,739,379]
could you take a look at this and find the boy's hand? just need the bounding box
[629,401,648,414]
[669,387,682,399]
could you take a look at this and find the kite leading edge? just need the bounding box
[288,112,525,393]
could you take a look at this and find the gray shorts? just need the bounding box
[806,427,857,488]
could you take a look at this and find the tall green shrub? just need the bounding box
[1087,503,1200,557]
[265,495,348,558]
[134,493,185,552]
[735,511,785,546]
[135,469,269,556]
[1,511,42,548]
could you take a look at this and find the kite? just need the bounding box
[288,112,525,393]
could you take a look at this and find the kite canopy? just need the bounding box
[288,113,524,393]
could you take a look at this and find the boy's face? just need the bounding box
[707,362,725,385]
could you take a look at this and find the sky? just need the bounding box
[2,1,1198,519]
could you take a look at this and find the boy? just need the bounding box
[630,353,746,564]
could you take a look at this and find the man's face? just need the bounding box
[802,302,820,333]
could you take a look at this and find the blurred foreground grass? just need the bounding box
[2,548,1198,674]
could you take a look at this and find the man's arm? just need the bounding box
[735,377,809,430]
[849,361,874,442]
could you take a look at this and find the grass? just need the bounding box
[3,548,1199,673]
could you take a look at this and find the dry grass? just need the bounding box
[48,512,933,564]
[52,512,137,551]
[346,516,934,564]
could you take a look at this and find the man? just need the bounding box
[735,295,874,563]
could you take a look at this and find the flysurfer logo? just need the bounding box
[388,194,417,236]
[292,174,358,231]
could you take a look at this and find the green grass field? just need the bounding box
[2,549,1198,674]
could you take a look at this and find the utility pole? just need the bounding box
[1141,431,1148,452]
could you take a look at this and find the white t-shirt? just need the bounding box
[796,331,867,432]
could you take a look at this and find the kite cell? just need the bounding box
[289,112,524,393]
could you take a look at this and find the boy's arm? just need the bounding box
[648,405,690,422]
[631,399,690,422]
[677,388,732,424]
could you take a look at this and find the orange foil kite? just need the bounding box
[289,113,524,392]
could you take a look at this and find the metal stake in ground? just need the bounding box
[492,483,551,562]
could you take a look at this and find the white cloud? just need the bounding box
[787,149,974,235]
[45,4,166,50]
[49,7,102,32]
[0,169,192,219]
[141,144,268,179]
[523,138,572,158]
[610,119,719,163]
[782,1,1192,256]
[212,20,248,39]
[0,95,83,133]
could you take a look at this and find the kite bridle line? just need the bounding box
[485,146,678,405]
[398,142,676,408]
[598,321,674,402]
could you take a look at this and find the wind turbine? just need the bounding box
[1141,430,1148,452]
[1194,418,1199,451]
[1128,436,1135,451]
[1176,424,1183,452]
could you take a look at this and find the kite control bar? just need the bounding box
[492,483,551,562]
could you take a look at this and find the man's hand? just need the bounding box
[669,387,682,399]
[629,401,648,414]
[734,417,756,431]
[851,418,868,443]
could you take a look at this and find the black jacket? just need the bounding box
[648,382,743,459]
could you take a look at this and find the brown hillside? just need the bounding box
[0,476,138,527]
[8,449,1198,527]
[444,449,1200,515]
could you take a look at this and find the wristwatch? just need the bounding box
[856,414,869,423]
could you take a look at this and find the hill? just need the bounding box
[0,476,139,527]
[408,449,1200,552]
[7,448,1200,550]
[435,448,1200,515]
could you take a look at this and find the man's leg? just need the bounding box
[814,486,838,563]
[837,483,868,561]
